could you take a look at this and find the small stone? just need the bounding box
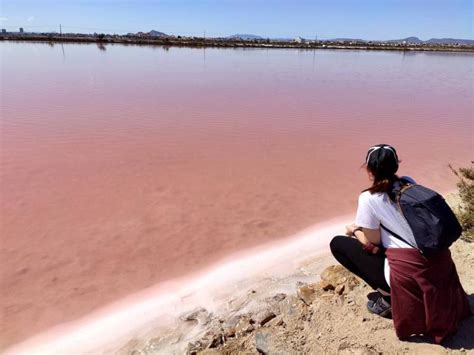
[297,284,317,305]
[198,328,224,350]
[180,307,210,325]
[275,317,284,326]
[319,280,336,291]
[272,293,287,302]
[335,295,345,305]
[254,309,276,326]
[255,330,273,354]
[320,265,360,290]
[222,315,241,337]
[187,340,204,354]
[335,284,345,295]
[235,317,254,335]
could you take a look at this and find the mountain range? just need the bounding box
[129,31,473,45]
[228,34,264,40]
[386,36,474,45]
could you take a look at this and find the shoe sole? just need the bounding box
[366,303,392,319]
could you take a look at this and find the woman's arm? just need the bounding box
[356,227,381,245]
[346,224,381,245]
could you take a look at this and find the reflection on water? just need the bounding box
[0,42,472,348]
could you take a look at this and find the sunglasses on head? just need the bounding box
[366,145,398,164]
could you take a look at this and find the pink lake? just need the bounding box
[0,42,472,348]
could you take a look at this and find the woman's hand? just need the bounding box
[345,223,358,237]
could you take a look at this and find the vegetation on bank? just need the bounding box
[1,33,474,52]
[450,162,474,241]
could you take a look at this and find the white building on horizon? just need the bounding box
[294,36,305,44]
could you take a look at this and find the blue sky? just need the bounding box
[0,0,472,40]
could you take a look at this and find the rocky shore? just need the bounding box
[120,238,473,355]
[116,193,473,355]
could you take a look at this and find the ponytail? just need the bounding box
[363,174,400,201]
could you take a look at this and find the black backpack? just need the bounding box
[380,178,462,256]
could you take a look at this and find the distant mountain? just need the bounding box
[388,36,423,43]
[387,37,473,45]
[329,38,366,42]
[148,30,168,37]
[127,30,169,37]
[425,38,474,45]
[229,34,263,40]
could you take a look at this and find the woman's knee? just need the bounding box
[330,235,348,255]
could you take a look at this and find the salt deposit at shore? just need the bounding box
[6,215,351,354]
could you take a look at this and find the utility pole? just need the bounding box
[59,24,62,36]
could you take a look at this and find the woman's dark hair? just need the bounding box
[363,144,400,196]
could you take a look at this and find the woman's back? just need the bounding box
[356,190,415,249]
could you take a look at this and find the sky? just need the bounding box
[0,0,472,40]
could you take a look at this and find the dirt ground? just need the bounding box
[129,237,473,355]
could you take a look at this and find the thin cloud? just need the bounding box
[26,16,35,22]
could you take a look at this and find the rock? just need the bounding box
[187,340,204,354]
[270,316,284,327]
[271,293,287,302]
[180,307,211,325]
[222,314,241,335]
[255,329,272,354]
[188,319,225,353]
[319,280,336,291]
[197,313,212,326]
[253,309,276,326]
[320,265,360,290]
[235,316,254,335]
[201,329,224,349]
[335,284,345,295]
[335,295,345,306]
[278,296,300,317]
[297,283,317,305]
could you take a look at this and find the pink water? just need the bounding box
[0,42,472,348]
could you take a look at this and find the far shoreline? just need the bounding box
[2,35,474,53]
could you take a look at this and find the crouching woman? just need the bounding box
[330,144,471,343]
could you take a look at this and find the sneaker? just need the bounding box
[367,296,392,318]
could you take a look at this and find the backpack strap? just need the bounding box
[380,223,417,249]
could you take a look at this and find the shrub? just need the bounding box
[449,162,474,242]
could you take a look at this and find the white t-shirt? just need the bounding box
[355,177,417,286]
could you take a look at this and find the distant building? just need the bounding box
[294,36,305,44]
[1,29,6,34]
[19,27,24,33]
